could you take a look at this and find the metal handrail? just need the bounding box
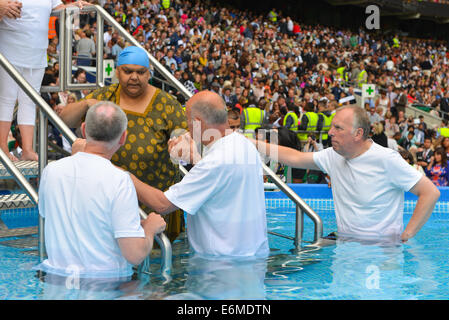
[0,53,172,275]
[178,161,323,250]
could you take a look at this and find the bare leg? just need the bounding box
[0,121,18,161]
[18,124,38,161]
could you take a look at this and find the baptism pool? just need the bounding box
[0,185,449,300]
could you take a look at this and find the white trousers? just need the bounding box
[0,66,45,125]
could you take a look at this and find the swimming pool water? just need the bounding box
[0,198,449,300]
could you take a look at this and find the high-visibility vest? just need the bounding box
[357,70,367,88]
[319,112,334,140]
[298,112,319,141]
[438,127,449,138]
[48,16,57,39]
[243,107,264,137]
[268,11,277,22]
[162,0,170,9]
[337,67,348,82]
[283,111,298,130]
[392,37,400,48]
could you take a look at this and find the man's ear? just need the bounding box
[81,122,86,138]
[118,130,128,146]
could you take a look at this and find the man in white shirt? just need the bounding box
[37,102,166,278]
[129,90,269,258]
[254,105,440,242]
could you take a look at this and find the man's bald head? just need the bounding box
[84,102,128,146]
[186,90,228,125]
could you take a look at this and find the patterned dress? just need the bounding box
[84,84,188,241]
[425,163,449,187]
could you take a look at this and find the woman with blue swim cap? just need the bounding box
[60,46,188,243]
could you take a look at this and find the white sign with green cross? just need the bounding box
[362,84,376,98]
[103,59,115,79]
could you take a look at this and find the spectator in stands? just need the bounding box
[60,46,187,243]
[400,149,425,175]
[425,147,449,187]
[300,133,326,184]
[416,137,434,169]
[395,87,408,116]
[439,136,449,157]
[385,115,400,138]
[371,122,388,148]
[367,106,383,125]
[227,109,241,132]
[0,0,90,161]
[37,101,166,278]
[75,29,96,67]
[253,104,439,242]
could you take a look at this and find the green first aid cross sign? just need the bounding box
[362,84,376,98]
[103,59,115,79]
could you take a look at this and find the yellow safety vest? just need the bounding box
[358,70,367,88]
[269,11,277,22]
[298,112,319,141]
[243,107,264,137]
[283,112,298,130]
[337,67,348,82]
[438,127,449,138]
[319,112,334,140]
[392,37,399,48]
[162,0,170,9]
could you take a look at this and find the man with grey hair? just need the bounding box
[129,90,269,258]
[253,104,440,243]
[37,101,166,279]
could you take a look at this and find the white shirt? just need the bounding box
[0,0,62,68]
[36,152,144,278]
[313,142,422,239]
[165,132,269,258]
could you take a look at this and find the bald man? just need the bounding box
[253,105,440,243]
[129,90,269,258]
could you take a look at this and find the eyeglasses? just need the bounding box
[230,125,240,129]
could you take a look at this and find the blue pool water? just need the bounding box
[0,190,449,300]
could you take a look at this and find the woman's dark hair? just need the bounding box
[434,147,448,167]
[399,149,414,165]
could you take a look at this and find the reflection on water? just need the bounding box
[38,272,147,300]
[165,255,268,300]
[31,215,447,300]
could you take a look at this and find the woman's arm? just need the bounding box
[53,0,92,11]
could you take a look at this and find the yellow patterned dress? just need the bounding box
[83,84,188,242]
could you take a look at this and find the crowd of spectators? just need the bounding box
[38,0,449,186]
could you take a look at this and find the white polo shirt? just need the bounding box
[165,132,269,258]
[313,141,423,239]
[37,152,145,278]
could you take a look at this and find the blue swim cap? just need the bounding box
[117,46,150,68]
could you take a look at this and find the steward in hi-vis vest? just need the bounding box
[298,102,320,143]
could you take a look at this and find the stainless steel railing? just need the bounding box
[178,161,323,250]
